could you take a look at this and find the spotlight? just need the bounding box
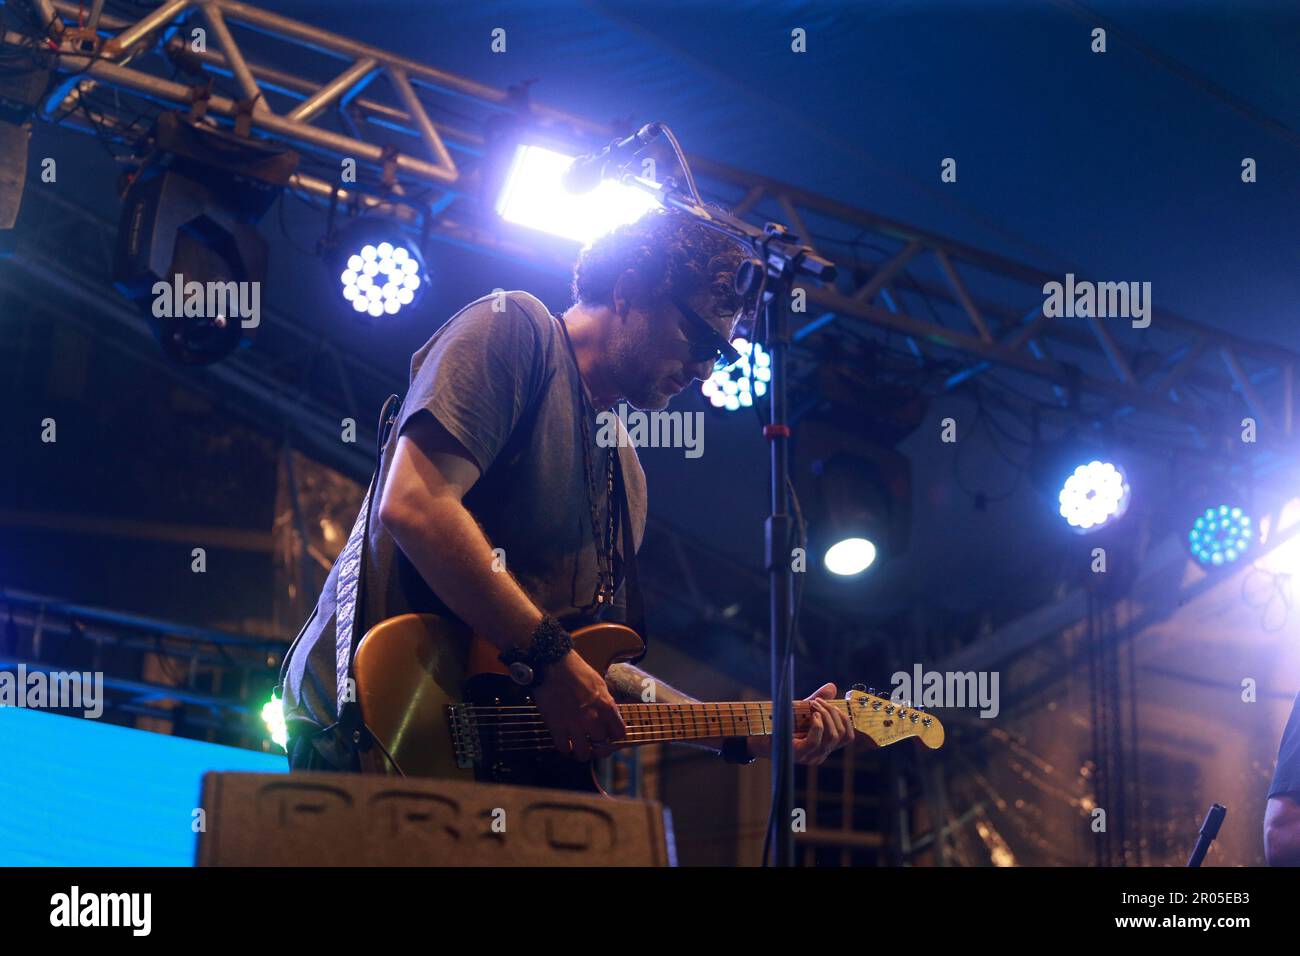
[113,112,298,364]
[811,453,896,577]
[824,536,877,576]
[701,337,769,411]
[261,693,287,751]
[1188,504,1254,568]
[1057,459,1130,533]
[799,428,911,578]
[494,143,659,243]
[323,220,429,319]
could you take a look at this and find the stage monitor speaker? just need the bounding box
[196,771,676,867]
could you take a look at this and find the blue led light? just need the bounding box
[701,337,769,412]
[1188,504,1253,567]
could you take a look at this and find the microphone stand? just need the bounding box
[1186,803,1226,867]
[617,170,837,867]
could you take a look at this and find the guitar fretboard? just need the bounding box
[458,699,854,754]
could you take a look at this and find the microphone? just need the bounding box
[562,122,664,194]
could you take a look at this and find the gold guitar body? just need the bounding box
[353,613,644,785]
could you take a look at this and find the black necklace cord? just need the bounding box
[555,312,619,613]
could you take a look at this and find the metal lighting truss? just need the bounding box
[0,587,284,732]
[5,0,1296,458]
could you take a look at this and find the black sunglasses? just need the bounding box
[670,296,742,370]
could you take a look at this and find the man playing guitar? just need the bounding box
[279,207,854,779]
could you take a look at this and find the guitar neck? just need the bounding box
[452,694,939,761]
[613,699,842,746]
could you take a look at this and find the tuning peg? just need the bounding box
[867,687,877,696]
[851,683,867,694]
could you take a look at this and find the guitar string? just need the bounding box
[459,703,843,732]
[457,706,930,748]
[459,701,901,715]
[464,704,800,746]
[458,701,911,728]
[457,702,917,732]
[450,702,932,755]
[458,720,930,754]
[460,700,861,710]
[457,697,863,712]
[477,724,923,755]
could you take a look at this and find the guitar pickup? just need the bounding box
[447,704,481,768]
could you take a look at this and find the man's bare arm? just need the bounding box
[376,412,626,756]
[606,663,726,752]
[377,413,543,653]
[1265,794,1300,866]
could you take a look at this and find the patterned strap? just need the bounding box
[334,481,375,716]
[334,394,401,720]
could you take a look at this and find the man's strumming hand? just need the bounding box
[531,652,627,762]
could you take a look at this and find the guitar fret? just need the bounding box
[584,699,854,746]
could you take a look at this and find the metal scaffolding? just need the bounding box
[0,586,281,735]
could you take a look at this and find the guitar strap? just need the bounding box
[332,393,401,750]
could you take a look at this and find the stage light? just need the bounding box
[1188,504,1254,568]
[1057,459,1130,532]
[323,219,428,320]
[113,112,298,364]
[801,434,911,578]
[260,693,287,751]
[701,337,769,411]
[494,144,660,243]
[824,536,877,576]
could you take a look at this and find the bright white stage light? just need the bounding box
[261,694,287,750]
[1058,460,1130,532]
[338,237,425,317]
[824,537,878,576]
[495,144,661,244]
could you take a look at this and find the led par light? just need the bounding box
[1187,503,1254,568]
[321,219,429,320]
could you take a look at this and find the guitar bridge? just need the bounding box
[447,704,481,768]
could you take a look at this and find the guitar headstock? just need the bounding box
[844,687,945,749]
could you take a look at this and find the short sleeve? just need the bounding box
[1269,691,1300,799]
[399,293,548,474]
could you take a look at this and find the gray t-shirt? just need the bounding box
[281,290,647,736]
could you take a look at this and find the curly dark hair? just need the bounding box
[571,207,749,321]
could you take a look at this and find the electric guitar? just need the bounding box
[353,613,945,791]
